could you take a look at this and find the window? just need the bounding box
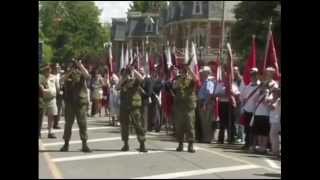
[192,1,203,15]
[146,23,153,33]
[171,6,175,19]
[179,2,184,17]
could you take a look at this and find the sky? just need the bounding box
[94,1,132,24]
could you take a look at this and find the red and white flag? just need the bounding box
[190,42,200,87]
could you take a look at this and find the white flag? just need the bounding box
[145,51,149,76]
[184,40,189,64]
[130,48,133,65]
[124,45,129,67]
[120,44,124,70]
[166,45,172,69]
[190,42,198,73]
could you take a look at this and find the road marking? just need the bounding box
[197,147,281,174]
[42,135,151,147]
[133,164,260,179]
[52,146,201,163]
[42,119,99,125]
[52,150,164,162]
[41,126,117,134]
[264,158,281,169]
[39,140,63,179]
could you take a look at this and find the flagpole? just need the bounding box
[220,1,225,64]
[263,18,273,72]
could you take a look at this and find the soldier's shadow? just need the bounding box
[91,148,123,152]
[39,150,80,153]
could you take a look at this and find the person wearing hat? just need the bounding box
[197,66,215,143]
[39,63,59,139]
[172,64,198,153]
[60,59,92,152]
[239,67,261,149]
[250,67,279,153]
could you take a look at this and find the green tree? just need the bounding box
[40,1,110,65]
[230,1,281,68]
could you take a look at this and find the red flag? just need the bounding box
[263,22,281,80]
[243,35,257,85]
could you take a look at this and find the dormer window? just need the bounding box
[179,2,184,17]
[145,17,154,33]
[192,1,203,15]
[171,6,175,19]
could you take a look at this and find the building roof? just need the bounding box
[111,18,127,41]
[160,1,239,24]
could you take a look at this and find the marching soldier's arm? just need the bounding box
[185,65,197,81]
[132,69,144,82]
[76,61,90,79]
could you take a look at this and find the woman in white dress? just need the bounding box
[109,74,120,126]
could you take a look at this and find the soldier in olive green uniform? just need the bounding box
[172,65,198,153]
[117,67,147,152]
[60,60,92,153]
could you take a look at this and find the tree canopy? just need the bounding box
[230,1,281,69]
[39,1,110,65]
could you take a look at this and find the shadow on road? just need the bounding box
[254,173,281,178]
[39,150,80,153]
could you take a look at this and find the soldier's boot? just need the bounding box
[139,141,148,153]
[81,141,92,153]
[60,141,69,152]
[176,142,183,152]
[188,142,196,153]
[121,141,129,151]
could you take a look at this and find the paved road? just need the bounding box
[39,115,281,179]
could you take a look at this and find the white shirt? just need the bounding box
[254,80,279,116]
[215,82,240,102]
[269,98,281,123]
[240,81,260,113]
[45,74,58,98]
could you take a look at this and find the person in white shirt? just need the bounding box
[40,64,59,138]
[215,70,240,144]
[109,74,120,126]
[239,68,260,149]
[52,64,63,129]
[268,87,281,156]
[251,67,279,153]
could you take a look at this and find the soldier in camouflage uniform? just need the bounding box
[60,59,92,153]
[117,66,148,152]
[172,65,198,153]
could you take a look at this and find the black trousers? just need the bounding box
[243,111,253,147]
[218,101,236,143]
[39,108,44,137]
[195,103,202,141]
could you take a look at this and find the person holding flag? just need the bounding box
[239,67,261,150]
[250,67,279,153]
